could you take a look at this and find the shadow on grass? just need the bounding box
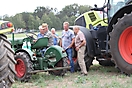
[90,64,120,73]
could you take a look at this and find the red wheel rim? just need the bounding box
[119,26,132,64]
[15,58,26,78]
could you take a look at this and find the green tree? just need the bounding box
[12,14,26,28]
[3,16,13,22]
[34,16,42,30]
[58,3,79,18]
[61,15,76,26]
[41,14,53,29]
[78,5,92,15]
[27,14,35,29]
[21,12,34,29]
[34,6,53,19]
[48,12,62,30]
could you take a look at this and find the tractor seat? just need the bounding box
[32,37,48,49]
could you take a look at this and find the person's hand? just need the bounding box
[33,40,37,42]
[52,34,57,38]
[62,47,66,53]
[76,47,79,51]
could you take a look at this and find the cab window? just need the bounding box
[75,16,86,27]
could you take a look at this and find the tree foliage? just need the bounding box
[2,4,92,30]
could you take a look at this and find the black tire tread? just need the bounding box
[0,35,15,88]
[49,57,68,76]
[109,12,132,74]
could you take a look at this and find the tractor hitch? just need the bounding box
[29,66,71,74]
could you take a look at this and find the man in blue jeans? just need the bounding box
[60,22,75,73]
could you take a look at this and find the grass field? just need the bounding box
[12,63,132,88]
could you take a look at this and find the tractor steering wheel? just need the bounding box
[26,32,37,40]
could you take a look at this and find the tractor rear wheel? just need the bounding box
[73,48,94,72]
[0,35,16,88]
[49,57,68,76]
[84,55,94,71]
[15,52,33,82]
[110,12,132,74]
[73,54,94,72]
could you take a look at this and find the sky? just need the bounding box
[0,0,105,16]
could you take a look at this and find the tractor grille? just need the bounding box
[88,12,96,22]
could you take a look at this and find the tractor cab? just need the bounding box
[109,0,129,17]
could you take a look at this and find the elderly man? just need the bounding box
[36,23,53,46]
[73,26,87,76]
[60,22,75,73]
[35,23,53,56]
[37,23,53,46]
[51,28,58,45]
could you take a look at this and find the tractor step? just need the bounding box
[30,66,71,74]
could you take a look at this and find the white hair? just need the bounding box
[38,25,42,30]
[51,28,56,31]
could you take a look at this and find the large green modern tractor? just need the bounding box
[71,0,132,75]
[10,32,69,82]
[0,21,16,87]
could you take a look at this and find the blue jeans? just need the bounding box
[40,48,46,57]
[66,48,74,72]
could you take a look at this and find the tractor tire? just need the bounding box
[84,55,94,71]
[110,12,132,74]
[74,59,81,72]
[74,55,94,72]
[49,57,68,76]
[98,60,115,66]
[73,47,94,72]
[0,35,16,88]
[15,52,33,82]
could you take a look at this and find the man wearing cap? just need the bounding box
[37,23,53,46]
[34,23,53,56]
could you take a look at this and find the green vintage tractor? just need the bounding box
[71,0,132,75]
[0,21,16,87]
[10,32,69,82]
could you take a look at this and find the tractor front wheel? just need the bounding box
[15,52,33,82]
[110,12,132,74]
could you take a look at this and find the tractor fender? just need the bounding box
[15,48,34,61]
[70,26,95,57]
[44,45,67,58]
[108,4,132,33]
[44,45,67,65]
